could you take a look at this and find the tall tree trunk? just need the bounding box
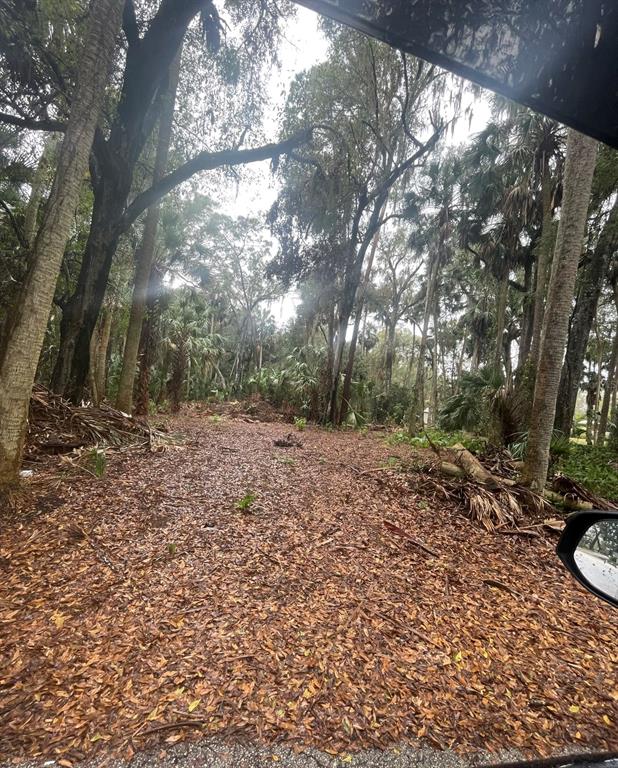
[518,256,534,367]
[50,1,200,402]
[384,319,397,392]
[134,264,164,416]
[23,137,57,247]
[553,199,618,434]
[339,220,382,425]
[0,0,123,486]
[523,130,597,491]
[597,287,618,445]
[493,264,508,375]
[431,293,439,425]
[89,306,113,406]
[408,254,438,435]
[116,50,181,413]
[529,158,554,367]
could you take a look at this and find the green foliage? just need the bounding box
[372,384,411,425]
[438,368,504,432]
[235,491,257,511]
[507,430,571,461]
[85,448,106,478]
[294,416,306,431]
[389,428,487,454]
[557,446,618,502]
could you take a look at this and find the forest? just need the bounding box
[0,0,618,766]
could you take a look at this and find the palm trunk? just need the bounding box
[116,51,181,413]
[523,130,597,490]
[493,265,508,375]
[92,307,113,406]
[23,137,57,248]
[529,158,554,367]
[408,255,438,435]
[134,264,164,416]
[553,199,618,434]
[0,0,123,486]
[518,257,534,367]
[597,288,618,445]
[431,293,439,425]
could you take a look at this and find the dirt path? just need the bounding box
[1,415,617,765]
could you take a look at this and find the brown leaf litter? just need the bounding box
[1,414,617,765]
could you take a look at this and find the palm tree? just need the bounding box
[0,0,124,486]
[523,129,598,490]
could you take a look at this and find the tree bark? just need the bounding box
[0,0,124,485]
[553,199,618,434]
[23,137,57,248]
[339,211,383,425]
[597,286,618,445]
[408,253,438,435]
[116,50,181,413]
[523,130,597,491]
[493,264,508,375]
[384,320,397,392]
[134,264,164,416]
[90,306,113,406]
[529,158,554,367]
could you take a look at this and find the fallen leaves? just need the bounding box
[1,415,617,764]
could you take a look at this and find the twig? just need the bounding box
[383,520,439,557]
[482,578,523,599]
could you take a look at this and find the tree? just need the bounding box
[553,151,618,435]
[116,48,182,413]
[523,129,598,491]
[271,29,445,423]
[0,0,124,485]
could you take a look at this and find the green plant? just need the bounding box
[84,447,106,478]
[235,491,257,511]
[294,416,307,431]
[556,446,618,501]
[438,368,504,432]
[508,430,571,461]
[209,414,222,425]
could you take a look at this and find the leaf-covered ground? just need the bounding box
[1,413,617,765]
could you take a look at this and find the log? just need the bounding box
[440,461,465,478]
[543,489,593,511]
[450,443,502,489]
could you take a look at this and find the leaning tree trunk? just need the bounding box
[523,130,598,491]
[116,50,181,413]
[554,199,618,435]
[0,0,123,486]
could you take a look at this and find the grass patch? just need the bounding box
[556,445,618,502]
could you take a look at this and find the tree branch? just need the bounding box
[122,0,141,47]
[120,131,311,231]
[0,111,65,132]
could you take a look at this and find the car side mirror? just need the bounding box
[557,511,618,608]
